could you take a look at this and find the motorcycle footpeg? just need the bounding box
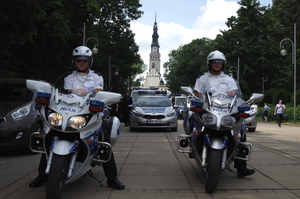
[93,142,112,163]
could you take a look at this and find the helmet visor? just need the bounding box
[210,59,225,64]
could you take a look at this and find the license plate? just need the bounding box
[147,120,161,124]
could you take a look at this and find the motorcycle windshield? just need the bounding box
[54,72,96,97]
[207,77,242,99]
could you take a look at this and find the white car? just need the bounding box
[130,91,178,132]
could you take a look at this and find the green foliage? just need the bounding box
[0,0,144,91]
[164,0,299,115]
[163,38,215,94]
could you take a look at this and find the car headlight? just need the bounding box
[69,116,86,129]
[11,104,31,121]
[48,113,63,126]
[167,110,176,117]
[132,110,143,117]
[202,113,217,125]
[221,116,236,128]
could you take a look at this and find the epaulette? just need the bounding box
[197,73,204,78]
[93,71,102,77]
[223,72,232,77]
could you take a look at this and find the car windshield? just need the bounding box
[136,96,171,107]
[0,84,33,102]
[175,98,185,105]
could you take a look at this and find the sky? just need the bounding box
[130,0,273,79]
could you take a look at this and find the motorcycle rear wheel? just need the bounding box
[46,154,70,199]
[205,149,222,193]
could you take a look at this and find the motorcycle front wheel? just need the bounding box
[46,154,70,199]
[205,149,222,193]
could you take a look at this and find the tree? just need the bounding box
[214,0,285,99]
[164,38,215,94]
[0,0,144,88]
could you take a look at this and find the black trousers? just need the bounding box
[276,114,283,125]
[122,108,130,125]
[234,133,247,170]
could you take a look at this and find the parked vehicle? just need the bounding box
[131,87,159,101]
[0,79,42,151]
[26,73,121,199]
[129,90,177,132]
[182,95,192,120]
[177,86,263,193]
[245,111,258,132]
[173,94,186,119]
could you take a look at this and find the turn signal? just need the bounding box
[89,100,104,112]
[36,92,51,105]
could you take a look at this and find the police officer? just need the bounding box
[120,90,132,127]
[194,50,255,178]
[29,46,125,190]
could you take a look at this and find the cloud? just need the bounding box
[131,0,240,79]
[196,0,239,29]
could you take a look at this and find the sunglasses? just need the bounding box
[211,59,224,64]
[76,59,88,63]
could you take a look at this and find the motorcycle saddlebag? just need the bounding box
[102,116,121,146]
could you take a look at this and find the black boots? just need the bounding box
[29,173,48,187]
[237,168,255,178]
[107,176,125,190]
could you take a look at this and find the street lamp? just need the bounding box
[279,23,297,123]
[83,23,99,54]
[85,37,99,54]
[108,56,119,88]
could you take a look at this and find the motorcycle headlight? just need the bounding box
[167,110,176,117]
[202,113,217,125]
[221,116,236,128]
[132,110,143,117]
[48,113,63,126]
[11,104,31,120]
[69,116,86,129]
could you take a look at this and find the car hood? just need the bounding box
[0,102,30,115]
[136,106,173,113]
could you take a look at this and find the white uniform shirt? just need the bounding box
[194,71,238,96]
[275,104,285,114]
[64,69,103,93]
[251,104,258,114]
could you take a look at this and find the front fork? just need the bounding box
[45,137,79,178]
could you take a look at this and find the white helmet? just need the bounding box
[72,46,93,69]
[207,50,226,71]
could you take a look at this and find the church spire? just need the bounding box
[151,12,159,47]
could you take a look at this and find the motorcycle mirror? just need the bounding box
[246,93,264,104]
[180,86,193,95]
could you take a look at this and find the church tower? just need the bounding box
[149,14,161,74]
[144,14,167,91]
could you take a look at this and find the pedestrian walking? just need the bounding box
[274,100,285,127]
[263,102,270,122]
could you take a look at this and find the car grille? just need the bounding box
[0,117,6,124]
[143,115,165,120]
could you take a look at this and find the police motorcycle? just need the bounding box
[177,86,263,193]
[27,73,121,199]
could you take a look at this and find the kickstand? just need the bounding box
[227,167,238,177]
[87,170,105,186]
